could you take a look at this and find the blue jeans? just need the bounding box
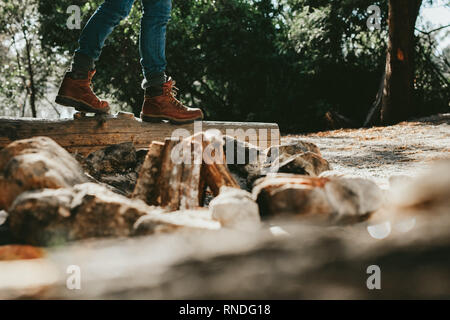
[75,0,171,86]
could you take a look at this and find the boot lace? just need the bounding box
[164,81,186,110]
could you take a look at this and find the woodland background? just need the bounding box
[0,0,448,132]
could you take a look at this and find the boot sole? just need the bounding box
[55,95,110,114]
[140,113,203,125]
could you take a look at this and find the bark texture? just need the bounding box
[380,0,422,125]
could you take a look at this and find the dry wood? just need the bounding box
[0,112,280,156]
[133,132,240,210]
[179,138,203,210]
[131,141,164,205]
[201,133,240,196]
[157,137,183,210]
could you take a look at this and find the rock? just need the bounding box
[223,135,263,167]
[133,209,220,235]
[253,175,382,224]
[277,152,331,176]
[0,258,59,299]
[0,210,12,245]
[266,140,322,159]
[83,142,137,175]
[255,180,334,222]
[1,212,448,299]
[388,175,413,189]
[389,160,450,217]
[324,177,383,223]
[269,226,290,237]
[209,187,260,231]
[0,210,6,226]
[227,139,330,190]
[82,142,140,195]
[0,137,89,210]
[223,135,265,191]
[8,183,151,246]
[265,140,330,177]
[98,172,139,196]
[0,245,45,261]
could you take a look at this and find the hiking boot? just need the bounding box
[140,78,203,124]
[55,69,110,114]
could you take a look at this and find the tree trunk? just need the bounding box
[380,0,422,125]
[23,29,37,118]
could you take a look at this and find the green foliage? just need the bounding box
[415,32,450,117]
[0,0,56,117]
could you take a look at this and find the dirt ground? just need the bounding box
[283,113,450,189]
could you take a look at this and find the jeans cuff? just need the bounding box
[142,72,167,89]
[72,52,95,72]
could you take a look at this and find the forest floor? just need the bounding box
[283,113,450,189]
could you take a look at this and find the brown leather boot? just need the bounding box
[140,78,203,124]
[55,70,110,114]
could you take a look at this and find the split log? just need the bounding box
[132,141,164,205]
[179,139,203,210]
[157,137,184,210]
[201,133,240,196]
[0,113,280,156]
[133,133,240,210]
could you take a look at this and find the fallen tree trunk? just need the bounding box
[0,113,280,156]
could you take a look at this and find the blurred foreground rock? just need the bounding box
[8,182,223,246]
[0,137,89,210]
[1,207,448,299]
[133,209,220,235]
[253,174,383,224]
[388,160,450,217]
[0,245,45,261]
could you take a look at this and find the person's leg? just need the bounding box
[73,0,136,73]
[140,0,171,88]
[57,0,135,113]
[139,0,203,124]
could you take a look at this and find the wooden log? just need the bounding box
[0,112,280,156]
[179,138,203,210]
[132,137,201,210]
[131,141,164,205]
[201,133,240,196]
[157,138,184,211]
